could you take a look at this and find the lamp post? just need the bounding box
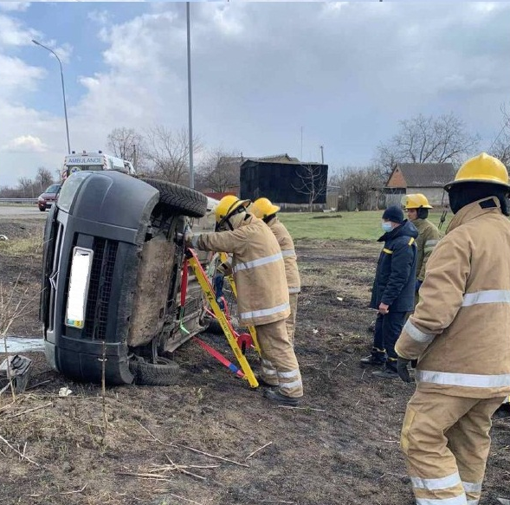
[32,39,71,154]
[186,3,194,189]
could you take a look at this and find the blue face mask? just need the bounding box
[382,222,393,233]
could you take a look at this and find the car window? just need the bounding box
[45,184,61,193]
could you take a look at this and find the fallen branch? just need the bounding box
[277,406,326,412]
[164,455,208,481]
[136,420,170,447]
[117,472,173,482]
[26,380,52,391]
[60,484,88,495]
[246,441,272,460]
[176,443,249,468]
[0,435,39,466]
[7,402,53,419]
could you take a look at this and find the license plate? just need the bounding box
[65,247,94,328]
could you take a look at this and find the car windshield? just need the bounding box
[45,184,61,193]
[65,165,104,174]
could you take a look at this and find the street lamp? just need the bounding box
[186,3,194,189]
[32,39,71,154]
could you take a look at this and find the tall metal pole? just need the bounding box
[32,39,71,154]
[320,145,324,164]
[300,127,303,161]
[186,3,194,189]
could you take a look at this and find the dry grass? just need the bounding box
[0,236,43,257]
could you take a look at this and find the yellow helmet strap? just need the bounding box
[262,213,277,224]
[216,205,246,232]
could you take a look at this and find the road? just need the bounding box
[0,205,48,219]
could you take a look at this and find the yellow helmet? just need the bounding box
[250,197,281,219]
[445,152,510,190]
[215,195,250,228]
[403,193,433,210]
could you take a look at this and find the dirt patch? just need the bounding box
[1,220,509,505]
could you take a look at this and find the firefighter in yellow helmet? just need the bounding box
[250,197,301,346]
[403,193,440,296]
[186,195,303,406]
[395,153,510,505]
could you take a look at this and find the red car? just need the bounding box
[37,183,61,212]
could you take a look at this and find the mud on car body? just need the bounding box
[40,170,210,386]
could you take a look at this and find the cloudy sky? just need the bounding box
[0,1,509,188]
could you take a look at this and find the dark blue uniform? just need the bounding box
[370,220,418,370]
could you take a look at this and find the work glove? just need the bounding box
[396,357,412,383]
[415,280,423,292]
[183,225,199,249]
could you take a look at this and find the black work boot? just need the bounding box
[372,365,399,379]
[256,375,278,388]
[360,355,386,366]
[263,388,299,406]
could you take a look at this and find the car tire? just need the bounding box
[129,356,182,386]
[140,178,207,218]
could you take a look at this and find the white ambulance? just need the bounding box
[61,151,136,181]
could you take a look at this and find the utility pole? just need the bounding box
[186,2,194,189]
[133,144,138,172]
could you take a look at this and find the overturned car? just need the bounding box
[40,170,214,386]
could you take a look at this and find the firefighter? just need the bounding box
[185,195,303,406]
[361,205,418,378]
[250,197,301,345]
[403,193,440,296]
[395,153,510,505]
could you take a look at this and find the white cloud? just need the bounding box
[0,3,30,13]
[2,135,49,153]
[0,14,40,46]
[0,54,45,95]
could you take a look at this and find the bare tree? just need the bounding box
[107,127,147,171]
[35,167,54,192]
[333,166,384,210]
[198,149,242,192]
[375,113,480,175]
[17,177,34,198]
[293,163,327,211]
[144,126,202,185]
[489,104,510,168]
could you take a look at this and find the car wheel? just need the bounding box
[129,356,182,386]
[139,178,207,218]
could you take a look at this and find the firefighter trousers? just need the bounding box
[285,293,299,345]
[257,319,303,398]
[401,390,505,505]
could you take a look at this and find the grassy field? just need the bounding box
[279,210,451,241]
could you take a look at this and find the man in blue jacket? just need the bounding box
[361,205,418,379]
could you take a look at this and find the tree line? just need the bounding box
[1,107,509,202]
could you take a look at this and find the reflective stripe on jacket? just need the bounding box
[268,217,301,294]
[197,215,290,326]
[395,197,510,398]
[413,218,441,281]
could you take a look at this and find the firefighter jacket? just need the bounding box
[196,215,291,326]
[267,217,301,294]
[370,220,418,312]
[413,218,441,281]
[395,197,510,399]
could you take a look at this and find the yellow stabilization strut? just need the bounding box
[187,249,259,388]
[219,252,261,356]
